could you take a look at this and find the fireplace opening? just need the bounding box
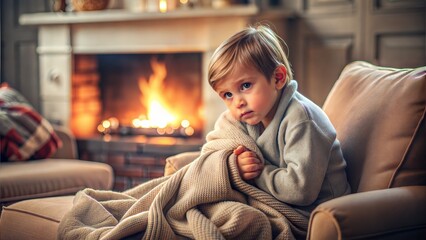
[71,53,204,138]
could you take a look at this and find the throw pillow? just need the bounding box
[0,84,62,161]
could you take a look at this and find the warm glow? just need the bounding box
[97,124,105,133]
[159,0,167,13]
[148,100,175,128]
[181,119,190,128]
[72,113,98,137]
[184,126,194,136]
[102,120,111,129]
[135,57,191,133]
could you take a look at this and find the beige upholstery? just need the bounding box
[322,61,426,192]
[0,126,114,240]
[0,61,424,239]
[0,159,113,203]
[0,196,74,240]
[308,186,426,239]
[306,61,426,239]
[0,126,114,205]
[50,126,78,159]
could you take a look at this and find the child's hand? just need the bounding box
[233,145,263,181]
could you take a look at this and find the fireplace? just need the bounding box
[19,6,264,137]
[72,53,203,138]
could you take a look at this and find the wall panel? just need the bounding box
[374,0,425,11]
[377,34,425,68]
[0,0,50,110]
[291,7,360,105]
[364,0,425,67]
[304,0,354,14]
[17,41,39,102]
[291,0,425,106]
[304,36,353,105]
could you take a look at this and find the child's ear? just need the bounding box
[274,65,287,89]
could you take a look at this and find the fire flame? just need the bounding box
[134,57,193,136]
[137,58,176,128]
[98,57,195,137]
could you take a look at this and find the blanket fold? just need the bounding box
[58,111,308,240]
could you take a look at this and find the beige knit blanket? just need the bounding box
[57,111,309,240]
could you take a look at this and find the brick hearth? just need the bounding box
[77,136,203,191]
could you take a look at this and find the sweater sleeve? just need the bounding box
[254,120,333,206]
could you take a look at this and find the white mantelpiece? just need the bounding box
[20,6,291,136]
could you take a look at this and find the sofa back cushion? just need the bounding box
[322,61,426,193]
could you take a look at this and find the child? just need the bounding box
[208,24,351,215]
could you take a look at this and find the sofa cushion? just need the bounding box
[0,196,74,240]
[0,159,113,203]
[323,61,426,192]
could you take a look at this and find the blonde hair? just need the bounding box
[208,24,292,88]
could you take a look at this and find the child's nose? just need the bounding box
[234,96,245,108]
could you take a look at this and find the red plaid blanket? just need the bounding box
[0,84,62,161]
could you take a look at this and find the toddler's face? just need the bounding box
[213,65,284,128]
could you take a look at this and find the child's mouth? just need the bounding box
[241,111,253,119]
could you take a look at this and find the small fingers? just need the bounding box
[239,150,259,160]
[237,154,261,165]
[240,163,263,173]
[233,145,246,155]
[241,170,262,181]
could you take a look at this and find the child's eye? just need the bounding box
[241,82,251,90]
[223,92,233,99]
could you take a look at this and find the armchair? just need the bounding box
[165,61,426,239]
[305,61,426,239]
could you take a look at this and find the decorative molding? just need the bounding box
[20,6,259,25]
[303,0,354,14]
[37,46,72,54]
[373,0,425,13]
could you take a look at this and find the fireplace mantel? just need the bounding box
[20,5,259,25]
[19,6,291,136]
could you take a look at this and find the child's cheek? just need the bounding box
[231,111,240,121]
[248,96,261,111]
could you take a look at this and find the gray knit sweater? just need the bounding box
[248,80,351,215]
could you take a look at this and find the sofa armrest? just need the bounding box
[307,186,426,239]
[50,125,78,159]
[164,151,201,176]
